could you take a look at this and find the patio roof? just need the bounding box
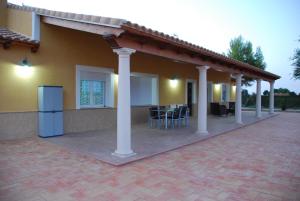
[7,3,280,81]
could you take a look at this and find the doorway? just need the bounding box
[187,81,193,116]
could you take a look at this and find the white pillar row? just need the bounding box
[196,66,209,134]
[112,48,136,158]
[269,81,275,114]
[235,74,243,124]
[256,79,262,118]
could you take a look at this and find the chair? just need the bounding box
[210,102,228,116]
[228,102,235,115]
[148,106,164,128]
[179,105,188,127]
[167,107,181,128]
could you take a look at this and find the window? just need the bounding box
[76,65,114,109]
[80,80,105,107]
[130,73,158,106]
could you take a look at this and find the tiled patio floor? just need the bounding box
[45,111,276,165]
[1,112,300,201]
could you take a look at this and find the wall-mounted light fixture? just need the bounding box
[15,57,33,78]
[231,85,236,92]
[114,74,118,84]
[214,83,221,91]
[18,58,32,67]
[169,75,179,88]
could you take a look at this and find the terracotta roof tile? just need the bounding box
[7,3,279,79]
[122,21,280,79]
[7,3,126,28]
[0,27,38,44]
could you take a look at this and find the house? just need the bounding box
[0,0,280,158]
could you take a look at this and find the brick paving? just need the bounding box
[0,112,299,201]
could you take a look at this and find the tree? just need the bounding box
[291,38,300,79]
[265,88,298,96]
[241,89,250,106]
[227,36,267,86]
[263,90,269,96]
[254,47,266,70]
[242,89,249,97]
[274,88,290,94]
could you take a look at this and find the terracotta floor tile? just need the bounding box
[0,113,299,201]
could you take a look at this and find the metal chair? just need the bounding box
[179,105,188,127]
[167,107,181,128]
[148,106,164,128]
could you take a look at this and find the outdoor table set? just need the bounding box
[148,105,189,129]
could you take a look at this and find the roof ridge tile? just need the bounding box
[7,3,127,28]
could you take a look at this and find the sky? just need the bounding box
[9,0,300,93]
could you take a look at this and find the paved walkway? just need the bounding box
[0,113,299,201]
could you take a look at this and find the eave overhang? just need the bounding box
[118,23,280,81]
[0,27,39,52]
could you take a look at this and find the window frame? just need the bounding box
[79,80,106,108]
[76,65,114,109]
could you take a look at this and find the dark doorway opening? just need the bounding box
[187,82,193,116]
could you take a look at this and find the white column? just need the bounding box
[196,66,209,134]
[256,79,262,118]
[112,48,136,158]
[269,81,275,114]
[235,74,243,124]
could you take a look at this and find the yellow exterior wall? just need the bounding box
[0,16,117,112]
[0,0,7,27]
[208,70,231,83]
[212,83,236,103]
[131,53,197,105]
[0,8,232,112]
[230,85,236,101]
[213,84,222,102]
[210,70,232,102]
[6,8,32,36]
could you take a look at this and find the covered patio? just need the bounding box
[45,111,277,166]
[0,4,281,162]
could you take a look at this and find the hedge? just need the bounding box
[242,95,300,109]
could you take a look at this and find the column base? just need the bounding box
[196,130,209,135]
[112,150,136,158]
[236,121,243,125]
